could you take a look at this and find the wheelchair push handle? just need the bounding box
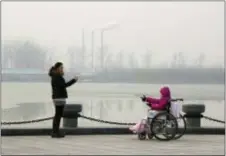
[170,98,184,102]
[140,95,146,99]
[140,95,147,102]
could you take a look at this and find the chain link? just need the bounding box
[1,117,53,125]
[202,115,225,124]
[79,114,136,125]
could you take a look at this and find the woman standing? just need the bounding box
[48,62,78,138]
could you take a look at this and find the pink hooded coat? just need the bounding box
[146,86,171,110]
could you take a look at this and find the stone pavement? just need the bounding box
[1,135,224,155]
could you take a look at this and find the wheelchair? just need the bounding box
[137,97,186,141]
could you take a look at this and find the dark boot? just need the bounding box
[59,130,65,136]
[51,131,65,138]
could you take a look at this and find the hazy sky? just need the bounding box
[2,2,224,67]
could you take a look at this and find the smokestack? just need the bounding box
[82,28,85,68]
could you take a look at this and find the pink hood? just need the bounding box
[160,86,171,99]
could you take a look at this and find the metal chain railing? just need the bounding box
[202,115,225,124]
[79,114,136,125]
[1,117,53,125]
[1,114,225,126]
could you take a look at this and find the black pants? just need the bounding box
[52,100,66,133]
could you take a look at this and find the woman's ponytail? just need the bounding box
[48,66,55,77]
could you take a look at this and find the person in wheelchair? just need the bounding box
[129,86,171,133]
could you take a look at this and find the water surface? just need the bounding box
[1,83,224,128]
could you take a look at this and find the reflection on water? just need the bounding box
[2,102,48,121]
[129,100,135,110]
[2,98,225,128]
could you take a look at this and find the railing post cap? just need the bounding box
[182,104,205,114]
[64,104,83,111]
[63,104,83,118]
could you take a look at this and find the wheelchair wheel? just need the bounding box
[150,112,178,141]
[138,132,146,140]
[174,114,187,140]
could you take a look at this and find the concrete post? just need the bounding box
[182,104,205,127]
[63,104,82,128]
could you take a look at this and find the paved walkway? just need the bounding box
[1,135,224,155]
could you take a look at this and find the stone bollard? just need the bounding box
[63,104,82,128]
[182,104,205,127]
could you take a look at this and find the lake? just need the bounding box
[1,82,225,128]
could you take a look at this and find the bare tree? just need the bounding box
[67,46,84,72]
[2,43,14,68]
[171,52,186,68]
[129,52,138,69]
[196,53,205,68]
[177,52,186,68]
[143,49,152,68]
[2,40,22,68]
[116,50,124,69]
[104,52,114,69]
[171,52,178,68]
[13,41,46,69]
[96,45,109,69]
[2,40,47,70]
